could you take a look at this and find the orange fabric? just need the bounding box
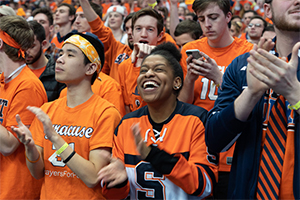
[157,31,178,48]
[118,58,147,112]
[133,7,141,12]
[103,103,218,199]
[16,7,25,17]
[102,3,112,15]
[51,35,63,49]
[124,3,130,16]
[60,72,126,117]
[76,6,83,13]
[0,66,47,199]
[180,37,253,172]
[28,65,46,78]
[62,0,72,4]
[30,94,121,199]
[240,32,248,40]
[0,30,25,58]
[50,2,57,12]
[89,16,132,83]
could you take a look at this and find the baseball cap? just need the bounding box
[0,5,16,16]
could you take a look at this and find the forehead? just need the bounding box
[125,18,132,26]
[109,11,122,16]
[196,3,223,16]
[57,6,69,12]
[34,13,49,22]
[244,12,254,18]
[62,43,83,55]
[143,54,168,66]
[134,15,157,27]
[250,18,264,24]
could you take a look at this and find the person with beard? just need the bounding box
[26,20,66,102]
[206,0,300,199]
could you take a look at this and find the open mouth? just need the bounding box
[139,40,149,44]
[142,80,159,90]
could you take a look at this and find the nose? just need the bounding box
[141,28,147,37]
[144,68,155,77]
[75,15,80,24]
[204,18,211,28]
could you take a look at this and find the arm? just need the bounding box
[169,0,179,39]
[0,125,20,156]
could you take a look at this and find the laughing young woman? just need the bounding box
[99,42,218,200]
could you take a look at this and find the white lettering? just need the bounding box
[52,125,94,139]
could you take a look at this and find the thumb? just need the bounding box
[15,114,25,127]
[289,42,300,67]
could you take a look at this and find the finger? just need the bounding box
[247,57,272,85]
[256,48,287,71]
[186,55,193,64]
[289,42,300,67]
[15,114,25,127]
[131,43,140,63]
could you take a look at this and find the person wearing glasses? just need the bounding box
[247,15,268,44]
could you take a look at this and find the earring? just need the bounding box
[174,85,180,90]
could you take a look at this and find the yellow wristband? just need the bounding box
[56,142,69,155]
[148,1,157,9]
[288,100,300,110]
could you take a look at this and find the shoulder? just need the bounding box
[233,37,253,49]
[175,101,207,124]
[182,37,207,50]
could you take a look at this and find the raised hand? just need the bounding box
[131,43,156,64]
[26,106,56,141]
[246,38,275,96]
[131,123,151,160]
[11,114,34,146]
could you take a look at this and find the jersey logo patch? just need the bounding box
[0,99,8,124]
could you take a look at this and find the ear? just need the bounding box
[264,3,272,20]
[41,40,48,50]
[85,63,97,76]
[157,30,164,42]
[49,24,54,35]
[173,76,182,90]
[69,14,75,22]
[0,39,3,50]
[225,11,232,24]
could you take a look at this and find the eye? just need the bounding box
[154,68,163,72]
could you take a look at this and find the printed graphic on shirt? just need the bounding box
[0,99,8,124]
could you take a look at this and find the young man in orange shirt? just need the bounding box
[12,32,121,199]
[179,0,253,198]
[0,15,47,199]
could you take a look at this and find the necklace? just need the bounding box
[4,64,26,83]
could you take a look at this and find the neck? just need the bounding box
[147,97,177,123]
[111,28,124,41]
[275,30,299,57]
[58,23,72,38]
[248,37,260,45]
[28,55,48,70]
[207,30,234,48]
[0,53,25,82]
[66,79,94,108]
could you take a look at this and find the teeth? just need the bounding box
[143,81,159,89]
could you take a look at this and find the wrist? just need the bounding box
[285,82,300,107]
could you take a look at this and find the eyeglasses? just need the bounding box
[248,23,262,28]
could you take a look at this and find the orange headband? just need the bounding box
[0,30,25,58]
[76,6,83,13]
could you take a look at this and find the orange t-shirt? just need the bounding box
[157,32,178,48]
[51,34,63,49]
[28,65,46,78]
[89,16,132,83]
[30,94,121,199]
[180,37,253,172]
[0,66,47,199]
[118,58,147,113]
[60,72,125,117]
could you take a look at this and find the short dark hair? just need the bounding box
[250,15,268,30]
[32,7,54,26]
[185,12,197,21]
[90,2,103,20]
[265,0,272,3]
[64,32,105,84]
[263,25,275,33]
[174,20,202,40]
[243,10,257,17]
[192,0,231,16]
[132,8,164,36]
[142,42,183,96]
[28,20,46,43]
[123,12,134,31]
[58,3,76,24]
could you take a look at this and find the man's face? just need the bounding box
[74,11,90,33]
[124,18,133,48]
[248,18,265,39]
[132,15,162,45]
[196,3,231,43]
[265,0,300,32]
[54,6,73,26]
[174,33,194,49]
[25,36,43,65]
[33,13,52,39]
[242,12,254,26]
